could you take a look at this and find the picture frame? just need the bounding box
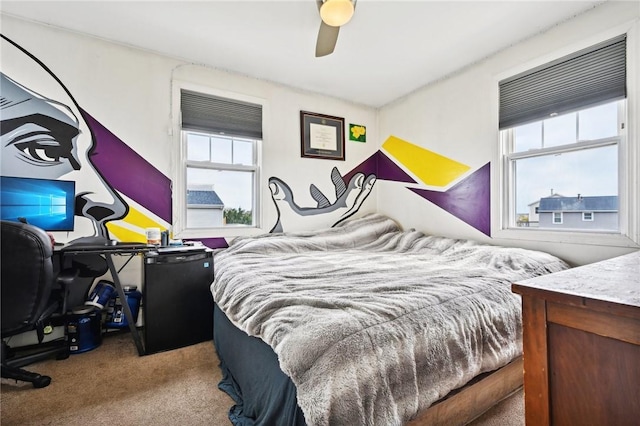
[300,111,345,160]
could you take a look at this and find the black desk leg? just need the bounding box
[105,253,145,356]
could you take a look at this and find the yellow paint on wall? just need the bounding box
[105,205,167,242]
[106,222,146,243]
[122,205,166,229]
[382,136,470,187]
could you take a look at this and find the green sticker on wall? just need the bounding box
[349,124,366,142]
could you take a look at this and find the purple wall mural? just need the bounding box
[409,162,491,236]
[81,110,172,224]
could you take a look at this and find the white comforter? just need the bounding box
[211,214,568,425]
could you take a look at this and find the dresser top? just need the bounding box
[513,251,640,309]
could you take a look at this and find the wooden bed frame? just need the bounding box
[408,357,523,425]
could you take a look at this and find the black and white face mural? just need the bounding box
[268,167,376,233]
[0,35,128,238]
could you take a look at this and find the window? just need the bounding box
[503,100,622,233]
[553,212,563,224]
[498,34,638,246]
[174,88,263,237]
[185,132,258,228]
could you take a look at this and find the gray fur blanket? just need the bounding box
[211,214,568,425]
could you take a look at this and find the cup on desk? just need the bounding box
[146,227,161,245]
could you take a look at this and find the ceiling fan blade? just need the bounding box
[314,0,357,57]
[316,21,340,57]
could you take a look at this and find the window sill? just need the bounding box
[494,227,640,248]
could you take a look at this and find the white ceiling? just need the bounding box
[1,0,605,108]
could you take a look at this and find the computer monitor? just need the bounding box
[0,176,76,232]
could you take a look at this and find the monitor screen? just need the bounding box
[0,176,76,232]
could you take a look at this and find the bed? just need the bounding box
[211,213,569,425]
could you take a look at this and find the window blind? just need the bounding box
[499,34,626,129]
[181,90,263,139]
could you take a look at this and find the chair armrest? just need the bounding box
[56,269,79,315]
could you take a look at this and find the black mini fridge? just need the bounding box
[143,248,214,355]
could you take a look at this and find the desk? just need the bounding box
[59,242,153,356]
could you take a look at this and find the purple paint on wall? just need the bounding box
[376,151,416,183]
[184,238,229,250]
[81,108,172,224]
[344,151,416,184]
[409,162,491,236]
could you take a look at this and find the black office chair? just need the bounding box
[1,220,70,388]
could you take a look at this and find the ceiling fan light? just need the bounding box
[320,0,354,27]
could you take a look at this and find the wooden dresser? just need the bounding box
[512,251,640,426]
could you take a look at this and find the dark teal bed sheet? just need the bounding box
[213,303,307,426]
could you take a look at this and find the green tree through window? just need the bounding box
[224,207,252,225]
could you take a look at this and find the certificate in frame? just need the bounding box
[300,111,345,160]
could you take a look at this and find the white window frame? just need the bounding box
[583,212,594,222]
[171,80,266,239]
[494,27,639,248]
[553,212,563,225]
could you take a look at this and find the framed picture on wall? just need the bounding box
[300,111,345,160]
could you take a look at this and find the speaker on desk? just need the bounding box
[142,249,214,355]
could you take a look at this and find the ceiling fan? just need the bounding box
[315,0,357,57]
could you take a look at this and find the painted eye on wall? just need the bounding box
[14,137,65,164]
[2,116,81,169]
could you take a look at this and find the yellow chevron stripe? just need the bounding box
[106,222,146,243]
[121,205,165,229]
[382,135,470,187]
[106,205,166,242]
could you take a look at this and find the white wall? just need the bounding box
[378,1,640,266]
